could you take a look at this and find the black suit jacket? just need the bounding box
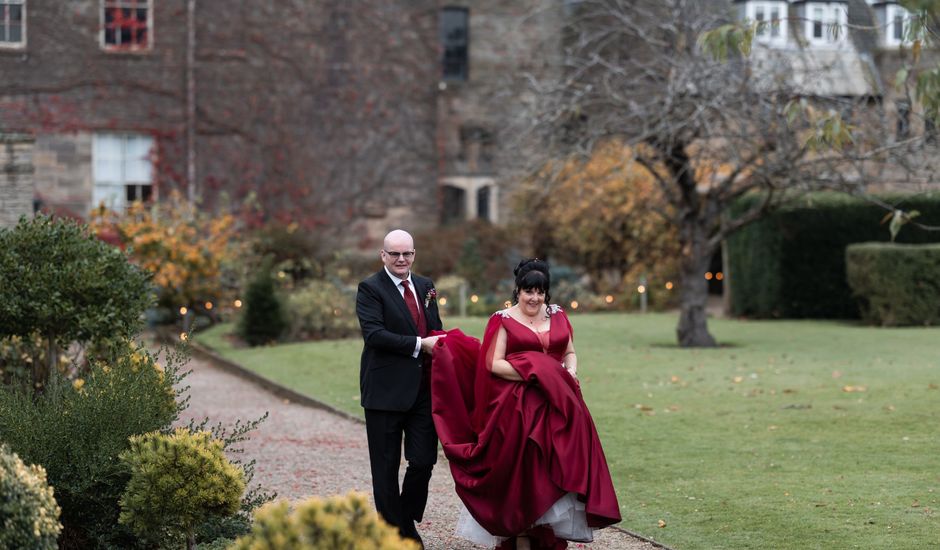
[357,270,443,411]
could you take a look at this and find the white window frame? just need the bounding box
[0,0,25,49]
[884,3,911,47]
[93,133,155,212]
[100,0,153,52]
[746,1,789,48]
[805,2,848,47]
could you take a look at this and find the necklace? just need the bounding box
[519,306,543,325]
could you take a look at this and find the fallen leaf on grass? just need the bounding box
[732,376,744,383]
[658,519,667,528]
[929,383,939,390]
[832,370,843,379]
[782,388,798,394]
[842,385,867,393]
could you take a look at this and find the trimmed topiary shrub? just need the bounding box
[728,193,940,318]
[846,242,940,326]
[238,267,287,346]
[0,215,152,391]
[229,492,418,550]
[0,444,62,550]
[119,428,245,550]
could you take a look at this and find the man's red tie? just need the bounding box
[401,280,427,336]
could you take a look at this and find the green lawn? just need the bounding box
[195,314,940,549]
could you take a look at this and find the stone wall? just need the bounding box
[436,0,563,224]
[0,134,35,228]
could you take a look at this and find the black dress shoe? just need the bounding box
[400,523,424,549]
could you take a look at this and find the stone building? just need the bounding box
[0,1,442,247]
[0,133,34,228]
[0,0,934,244]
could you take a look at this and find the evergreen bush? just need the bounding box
[284,279,358,341]
[0,215,152,390]
[0,444,62,550]
[0,344,184,549]
[846,243,940,326]
[727,193,940,318]
[238,267,287,346]
[119,428,245,550]
[229,492,417,550]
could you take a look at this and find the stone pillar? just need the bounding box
[1,133,35,228]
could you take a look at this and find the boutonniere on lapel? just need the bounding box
[424,288,437,308]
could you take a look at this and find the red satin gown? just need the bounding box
[430,306,621,545]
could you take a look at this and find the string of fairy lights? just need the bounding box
[174,271,725,339]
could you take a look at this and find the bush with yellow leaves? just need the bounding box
[229,492,418,550]
[119,428,245,550]
[518,140,681,305]
[0,444,62,550]
[90,190,242,318]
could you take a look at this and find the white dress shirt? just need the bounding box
[384,266,422,357]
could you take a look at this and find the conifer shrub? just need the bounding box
[0,444,62,550]
[229,492,418,550]
[728,193,940,318]
[846,242,940,326]
[238,267,287,346]
[0,343,185,549]
[119,428,245,550]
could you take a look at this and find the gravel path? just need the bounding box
[177,351,662,550]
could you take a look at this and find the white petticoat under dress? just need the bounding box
[455,492,594,547]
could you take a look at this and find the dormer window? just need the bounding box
[743,1,789,48]
[885,3,911,47]
[804,2,848,47]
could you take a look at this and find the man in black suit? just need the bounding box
[356,229,444,547]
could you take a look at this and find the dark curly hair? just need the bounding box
[511,258,551,305]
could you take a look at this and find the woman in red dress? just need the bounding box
[431,259,621,549]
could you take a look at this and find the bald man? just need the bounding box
[356,229,444,548]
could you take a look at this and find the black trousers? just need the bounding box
[364,383,437,538]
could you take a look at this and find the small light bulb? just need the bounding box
[571,301,579,309]
[470,295,479,303]
[234,299,243,308]
[605,295,614,304]
[179,306,188,315]
[205,301,213,310]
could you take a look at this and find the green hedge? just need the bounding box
[728,193,940,318]
[846,242,940,326]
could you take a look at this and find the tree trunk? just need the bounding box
[676,232,717,348]
[187,532,196,550]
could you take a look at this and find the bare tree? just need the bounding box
[513,0,936,347]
